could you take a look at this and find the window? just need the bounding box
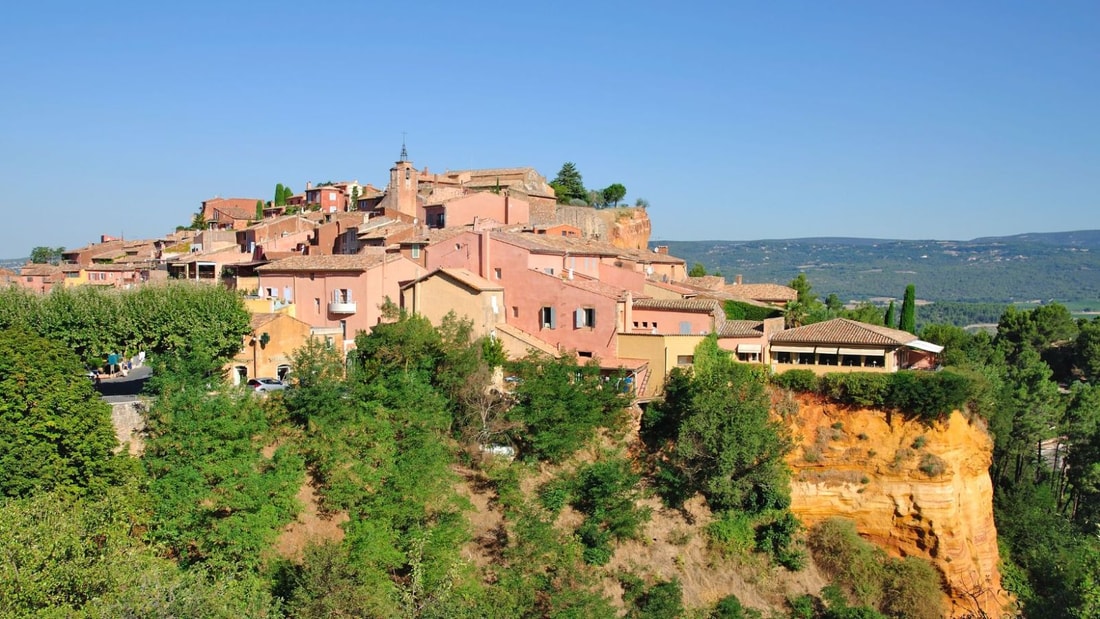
[328,191,336,201]
[574,307,596,328]
[339,320,347,339]
[266,287,278,298]
[540,306,557,329]
[578,351,593,358]
[633,321,639,328]
[777,352,792,364]
[411,245,421,259]
[333,288,352,303]
[676,355,694,366]
[797,352,815,365]
[737,352,760,362]
[512,306,519,318]
[543,267,555,275]
[494,267,502,279]
[314,298,321,313]
[679,321,691,335]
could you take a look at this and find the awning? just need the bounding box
[838,347,886,357]
[737,343,762,354]
[815,346,839,355]
[771,345,815,354]
[907,340,945,354]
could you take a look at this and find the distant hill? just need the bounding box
[654,230,1100,304]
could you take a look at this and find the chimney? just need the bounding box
[735,274,743,285]
[479,228,491,280]
[504,194,511,224]
[623,291,633,333]
[306,181,312,190]
[655,245,669,255]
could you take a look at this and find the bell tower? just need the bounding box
[387,138,417,218]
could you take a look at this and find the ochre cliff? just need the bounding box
[551,206,652,249]
[782,394,1011,618]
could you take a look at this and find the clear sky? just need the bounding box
[1,1,1097,257]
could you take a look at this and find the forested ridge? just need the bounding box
[658,231,1100,304]
[2,283,1100,617]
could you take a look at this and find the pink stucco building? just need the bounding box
[255,253,421,345]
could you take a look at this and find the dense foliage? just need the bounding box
[772,369,971,423]
[0,283,251,369]
[0,327,121,498]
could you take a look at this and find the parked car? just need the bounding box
[247,377,286,393]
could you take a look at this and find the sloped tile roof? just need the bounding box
[718,320,765,337]
[19,264,61,277]
[724,282,797,302]
[257,253,397,273]
[770,318,917,346]
[632,298,722,313]
[679,276,726,290]
[438,268,503,292]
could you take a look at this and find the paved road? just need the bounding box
[96,366,152,403]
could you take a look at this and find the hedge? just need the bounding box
[770,369,972,423]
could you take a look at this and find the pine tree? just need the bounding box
[900,285,916,333]
[550,162,586,204]
[884,300,896,328]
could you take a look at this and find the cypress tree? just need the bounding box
[274,183,286,206]
[900,285,916,333]
[282,185,294,204]
[255,200,264,220]
[884,300,896,328]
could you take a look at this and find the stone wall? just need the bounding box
[110,400,147,456]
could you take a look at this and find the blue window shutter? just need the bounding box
[575,308,584,328]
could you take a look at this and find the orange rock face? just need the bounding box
[601,207,652,250]
[783,394,1012,618]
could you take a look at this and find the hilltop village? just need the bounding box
[7,147,943,394]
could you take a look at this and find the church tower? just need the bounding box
[386,140,418,219]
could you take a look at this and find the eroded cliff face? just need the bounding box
[783,394,1011,618]
[552,206,652,249]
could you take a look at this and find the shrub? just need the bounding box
[911,435,927,450]
[772,369,819,392]
[706,510,756,557]
[537,478,571,514]
[627,578,683,619]
[918,453,947,477]
[712,594,747,618]
[821,373,890,408]
[807,519,945,618]
[812,371,974,423]
[807,518,887,607]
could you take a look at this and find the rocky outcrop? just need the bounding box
[783,394,1010,618]
[550,206,652,250]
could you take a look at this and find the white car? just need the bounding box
[247,377,286,393]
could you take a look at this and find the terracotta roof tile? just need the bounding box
[771,318,917,346]
[19,264,61,277]
[257,253,398,273]
[718,320,765,337]
[632,298,721,313]
[724,282,797,302]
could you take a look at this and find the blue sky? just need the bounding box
[1,1,1097,257]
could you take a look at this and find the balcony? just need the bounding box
[328,301,357,314]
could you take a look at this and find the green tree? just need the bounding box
[656,336,791,513]
[1075,317,1100,382]
[899,284,916,333]
[254,199,264,220]
[883,300,896,328]
[551,162,586,204]
[825,293,843,312]
[635,197,650,208]
[689,262,708,278]
[0,327,122,498]
[601,183,627,208]
[274,183,286,206]
[282,185,294,203]
[29,246,64,264]
[789,273,817,306]
[507,353,629,462]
